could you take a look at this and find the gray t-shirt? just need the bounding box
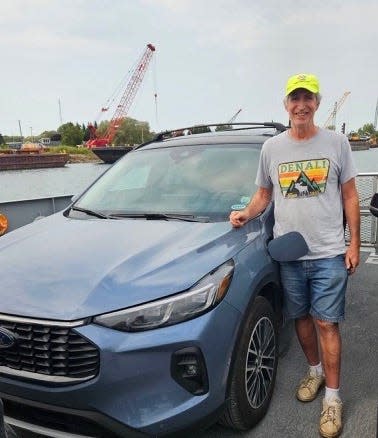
[256,128,358,259]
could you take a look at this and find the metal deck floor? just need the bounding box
[202,249,378,438]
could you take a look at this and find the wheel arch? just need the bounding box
[225,276,281,395]
[220,290,280,430]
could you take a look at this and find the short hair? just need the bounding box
[283,92,322,106]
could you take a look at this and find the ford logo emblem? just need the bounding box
[0,327,17,349]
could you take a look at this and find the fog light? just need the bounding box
[171,347,209,395]
[186,364,198,376]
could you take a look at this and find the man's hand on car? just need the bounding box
[229,210,249,228]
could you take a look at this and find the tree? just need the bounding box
[88,117,154,146]
[215,124,232,132]
[50,133,62,142]
[39,130,59,140]
[57,122,84,146]
[95,120,109,138]
[357,123,375,136]
[190,125,211,134]
[3,135,22,143]
[83,125,91,142]
[0,133,5,145]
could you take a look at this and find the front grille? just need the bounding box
[0,318,99,384]
[4,399,120,438]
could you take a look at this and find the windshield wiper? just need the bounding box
[108,213,210,222]
[71,206,109,219]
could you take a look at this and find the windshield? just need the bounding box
[73,143,262,221]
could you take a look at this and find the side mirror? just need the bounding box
[369,193,378,218]
[268,231,309,262]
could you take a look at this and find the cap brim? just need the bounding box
[286,85,318,96]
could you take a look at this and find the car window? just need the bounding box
[112,165,151,190]
[74,143,262,221]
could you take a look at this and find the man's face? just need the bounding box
[285,88,319,127]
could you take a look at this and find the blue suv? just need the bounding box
[0,122,287,437]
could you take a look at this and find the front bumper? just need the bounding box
[0,300,241,436]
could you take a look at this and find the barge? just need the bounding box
[350,141,370,151]
[91,146,133,163]
[0,151,69,171]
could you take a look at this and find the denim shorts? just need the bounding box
[279,255,348,323]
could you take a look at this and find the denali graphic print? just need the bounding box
[278,159,330,198]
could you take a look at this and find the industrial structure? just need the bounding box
[323,91,351,131]
[228,109,242,123]
[86,44,156,148]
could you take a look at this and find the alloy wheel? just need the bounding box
[245,316,276,409]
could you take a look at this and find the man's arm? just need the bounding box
[341,178,360,273]
[229,187,272,228]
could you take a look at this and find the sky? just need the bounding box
[0,0,377,137]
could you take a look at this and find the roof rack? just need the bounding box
[152,122,286,142]
[133,122,287,150]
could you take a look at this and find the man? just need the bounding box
[230,73,360,438]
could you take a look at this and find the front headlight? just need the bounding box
[93,260,234,332]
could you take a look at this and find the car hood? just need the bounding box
[0,213,258,320]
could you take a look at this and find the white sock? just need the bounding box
[309,362,323,377]
[325,386,341,402]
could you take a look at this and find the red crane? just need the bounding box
[86,43,156,148]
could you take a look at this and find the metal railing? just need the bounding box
[0,195,72,233]
[1,174,377,246]
[346,172,378,250]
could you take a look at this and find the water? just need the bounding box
[0,150,377,203]
[352,148,378,173]
[0,162,111,202]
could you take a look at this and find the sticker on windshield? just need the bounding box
[231,204,246,211]
[240,196,250,204]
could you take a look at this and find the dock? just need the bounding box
[199,249,378,438]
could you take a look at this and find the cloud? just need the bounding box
[143,0,378,53]
[0,0,376,134]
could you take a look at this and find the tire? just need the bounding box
[220,296,279,431]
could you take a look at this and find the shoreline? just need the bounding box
[68,153,101,163]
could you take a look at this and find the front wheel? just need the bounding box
[220,296,278,430]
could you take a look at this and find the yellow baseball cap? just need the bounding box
[285,73,320,96]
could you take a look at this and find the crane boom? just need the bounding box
[228,109,242,123]
[87,44,155,148]
[323,91,351,129]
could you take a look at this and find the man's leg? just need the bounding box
[295,315,325,402]
[309,255,346,394]
[309,255,347,438]
[316,319,343,438]
[279,262,325,401]
[315,319,341,389]
[280,260,316,363]
[295,314,320,365]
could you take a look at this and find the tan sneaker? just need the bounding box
[296,371,325,402]
[319,398,343,438]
